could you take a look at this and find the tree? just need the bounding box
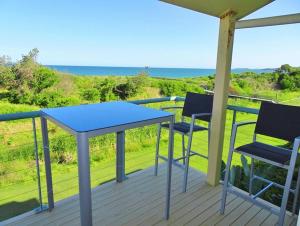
[276,64,293,75]
[5,49,59,105]
[20,48,39,64]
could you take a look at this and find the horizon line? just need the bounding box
[44,64,276,70]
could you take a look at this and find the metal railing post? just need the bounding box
[116,131,126,182]
[41,117,54,210]
[231,110,237,132]
[32,118,43,211]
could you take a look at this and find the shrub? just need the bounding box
[276,64,300,91]
[96,79,117,102]
[51,136,76,164]
[114,79,139,100]
[34,90,72,107]
[0,66,14,88]
[295,75,300,88]
[51,136,67,153]
[159,80,203,96]
[82,88,99,102]
[131,72,149,87]
[280,76,296,90]
[29,67,58,93]
[236,79,248,89]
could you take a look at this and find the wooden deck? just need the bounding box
[5,165,297,226]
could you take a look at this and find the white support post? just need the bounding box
[207,11,236,186]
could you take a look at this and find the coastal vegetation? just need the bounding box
[1,50,299,110]
[0,50,300,220]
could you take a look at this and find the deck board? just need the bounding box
[4,164,297,226]
[245,209,271,226]
[232,204,262,226]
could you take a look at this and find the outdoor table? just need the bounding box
[40,101,175,226]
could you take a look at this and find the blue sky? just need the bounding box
[0,0,299,68]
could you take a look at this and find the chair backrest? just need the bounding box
[182,92,213,122]
[255,102,300,142]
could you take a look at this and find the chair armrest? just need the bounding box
[230,121,256,151]
[191,113,212,118]
[191,113,212,125]
[293,136,300,151]
[160,106,183,111]
[234,121,256,128]
[188,113,212,132]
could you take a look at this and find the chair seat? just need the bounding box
[235,142,293,165]
[161,122,208,134]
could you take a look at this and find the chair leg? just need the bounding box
[207,124,211,153]
[220,147,235,214]
[154,124,162,176]
[249,158,254,195]
[183,131,193,192]
[292,167,300,214]
[277,155,297,226]
[182,134,186,165]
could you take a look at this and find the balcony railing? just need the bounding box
[0,96,288,224]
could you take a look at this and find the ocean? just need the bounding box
[45,65,274,78]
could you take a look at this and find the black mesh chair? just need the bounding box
[154,92,213,192]
[220,102,300,226]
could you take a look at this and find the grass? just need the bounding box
[0,76,299,221]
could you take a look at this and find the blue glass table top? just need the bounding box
[41,101,173,133]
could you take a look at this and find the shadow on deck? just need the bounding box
[4,165,297,226]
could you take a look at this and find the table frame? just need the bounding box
[41,113,174,226]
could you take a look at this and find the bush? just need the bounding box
[51,136,76,164]
[7,86,35,105]
[280,77,295,90]
[82,88,99,102]
[0,66,14,87]
[51,136,67,153]
[96,79,117,102]
[276,64,300,91]
[114,79,139,100]
[159,80,203,96]
[236,79,248,89]
[131,72,149,87]
[295,75,300,88]
[278,73,300,90]
[29,67,58,93]
[34,90,73,107]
